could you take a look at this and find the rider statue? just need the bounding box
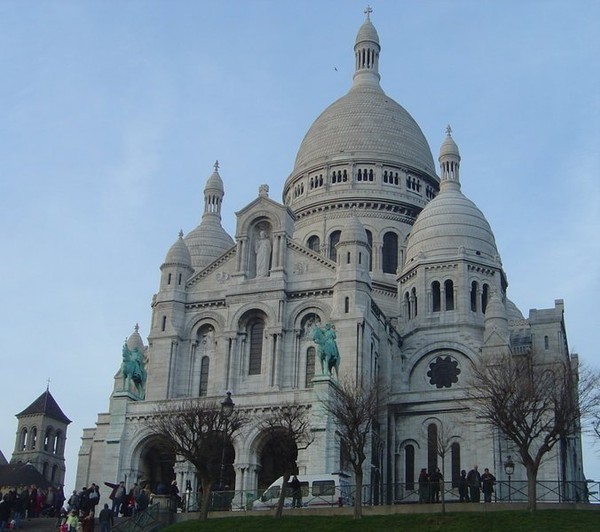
[121,343,147,399]
[312,323,340,378]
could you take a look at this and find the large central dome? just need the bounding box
[290,17,436,179]
[293,84,435,177]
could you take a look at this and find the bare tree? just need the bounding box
[466,353,600,511]
[258,403,313,519]
[322,376,381,519]
[429,420,458,514]
[148,398,247,520]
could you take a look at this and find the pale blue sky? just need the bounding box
[1,0,599,492]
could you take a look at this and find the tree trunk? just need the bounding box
[274,473,290,519]
[526,465,538,512]
[353,469,363,519]
[199,478,212,521]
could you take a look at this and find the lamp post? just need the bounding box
[504,455,514,503]
[219,392,234,490]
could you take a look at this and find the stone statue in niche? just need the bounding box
[255,230,272,277]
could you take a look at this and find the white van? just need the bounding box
[252,473,352,510]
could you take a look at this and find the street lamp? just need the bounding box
[504,455,514,502]
[219,392,235,490]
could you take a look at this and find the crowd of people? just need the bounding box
[0,481,158,532]
[418,465,497,503]
[0,485,66,530]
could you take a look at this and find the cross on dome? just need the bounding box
[446,124,453,136]
[214,160,220,171]
[364,5,373,20]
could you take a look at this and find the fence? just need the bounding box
[179,480,599,512]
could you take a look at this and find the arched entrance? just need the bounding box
[256,433,298,491]
[139,440,176,492]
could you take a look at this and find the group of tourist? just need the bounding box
[418,465,497,503]
[0,484,66,530]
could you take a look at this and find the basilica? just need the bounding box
[76,12,585,504]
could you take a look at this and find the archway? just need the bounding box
[139,441,176,493]
[257,433,298,491]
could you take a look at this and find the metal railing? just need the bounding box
[179,480,599,512]
[111,503,161,532]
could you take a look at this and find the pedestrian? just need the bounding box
[467,465,481,503]
[418,468,430,503]
[481,468,496,503]
[430,468,443,502]
[97,504,113,532]
[458,469,470,502]
[289,475,303,508]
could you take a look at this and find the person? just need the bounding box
[255,230,272,277]
[458,469,470,502]
[289,475,302,508]
[97,504,113,532]
[418,468,430,503]
[0,494,11,532]
[169,481,181,511]
[467,465,481,503]
[135,489,150,513]
[107,481,125,516]
[66,509,79,532]
[80,510,94,532]
[481,468,496,503]
[87,484,100,515]
[430,468,443,503]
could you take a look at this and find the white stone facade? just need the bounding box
[76,13,585,504]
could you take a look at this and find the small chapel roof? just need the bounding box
[16,389,71,425]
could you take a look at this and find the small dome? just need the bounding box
[339,214,369,245]
[355,18,379,46]
[184,222,234,270]
[164,231,192,267]
[126,324,145,352]
[205,161,224,193]
[439,127,460,159]
[404,183,499,265]
[506,298,525,322]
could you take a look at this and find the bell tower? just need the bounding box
[11,387,71,486]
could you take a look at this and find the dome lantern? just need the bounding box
[438,125,461,188]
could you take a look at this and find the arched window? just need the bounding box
[329,231,341,262]
[432,281,441,312]
[53,431,62,454]
[199,356,209,396]
[382,232,398,274]
[544,336,549,350]
[307,235,320,253]
[20,429,27,451]
[482,284,489,314]
[31,427,37,450]
[51,464,58,482]
[305,346,316,388]
[365,230,373,270]
[405,444,415,490]
[427,424,438,472]
[44,428,52,451]
[248,319,265,375]
[344,297,350,313]
[445,280,455,311]
[42,462,49,478]
[405,292,411,320]
[470,281,478,312]
[161,316,167,331]
[412,287,418,317]
[451,442,460,487]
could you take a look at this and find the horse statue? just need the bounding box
[312,323,340,378]
[121,344,147,399]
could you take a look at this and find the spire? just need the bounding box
[438,125,461,189]
[353,7,381,87]
[203,160,225,222]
